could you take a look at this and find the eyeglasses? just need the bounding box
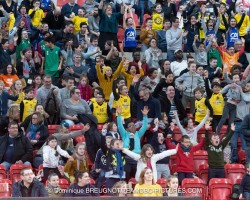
[75,92,81,94]
[81,26,88,28]
[22,173,34,176]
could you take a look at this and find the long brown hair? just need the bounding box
[138,167,155,185]
[140,144,154,163]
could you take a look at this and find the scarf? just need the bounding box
[146,159,152,170]
[113,149,124,178]
[75,152,87,171]
[29,124,38,140]
[78,84,91,101]
[181,144,191,153]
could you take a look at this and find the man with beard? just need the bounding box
[88,5,100,37]
[170,49,188,77]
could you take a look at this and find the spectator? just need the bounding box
[36,75,59,108]
[87,5,100,37]
[166,17,187,62]
[98,0,124,51]
[42,7,65,31]
[0,121,33,170]
[77,75,93,102]
[83,0,99,14]
[46,173,64,197]
[133,168,163,197]
[60,87,91,125]
[72,7,88,34]
[157,19,171,53]
[0,65,19,90]
[129,51,149,75]
[28,0,44,28]
[242,113,250,163]
[170,49,188,77]
[58,76,75,103]
[23,112,49,150]
[112,181,129,196]
[12,168,48,197]
[165,175,180,196]
[65,172,100,197]
[61,0,80,21]
[145,38,163,69]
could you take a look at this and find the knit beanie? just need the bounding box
[103,66,112,74]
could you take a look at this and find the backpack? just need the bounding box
[44,88,60,124]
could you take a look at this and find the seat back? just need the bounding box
[182,178,206,200]
[0,179,12,197]
[59,178,69,189]
[198,163,209,184]
[70,125,84,131]
[10,164,33,183]
[209,178,232,200]
[225,164,246,185]
[0,165,7,179]
[156,178,167,189]
[48,125,59,134]
[193,150,208,174]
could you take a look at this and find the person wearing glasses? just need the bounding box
[0,121,33,171]
[12,168,48,197]
[60,87,92,126]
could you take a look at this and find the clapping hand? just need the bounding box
[141,106,149,115]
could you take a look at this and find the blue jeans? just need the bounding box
[230,121,247,163]
[244,192,250,200]
[139,0,145,24]
[167,49,176,62]
[1,161,31,171]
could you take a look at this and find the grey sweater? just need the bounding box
[221,84,242,102]
[165,28,187,50]
[237,91,250,120]
[192,42,211,66]
[88,15,100,32]
[175,72,204,97]
[60,98,92,119]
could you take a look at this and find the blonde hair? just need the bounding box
[138,167,155,185]
[112,181,127,196]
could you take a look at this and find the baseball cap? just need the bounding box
[174,49,183,54]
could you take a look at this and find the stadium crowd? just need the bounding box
[0,0,250,198]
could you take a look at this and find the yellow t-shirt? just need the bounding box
[195,97,207,123]
[22,99,38,121]
[133,184,163,197]
[92,101,108,124]
[235,14,250,36]
[72,16,88,34]
[209,93,224,116]
[152,13,163,31]
[7,13,15,31]
[116,95,131,119]
[28,9,45,27]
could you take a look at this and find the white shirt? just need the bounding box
[170,60,188,77]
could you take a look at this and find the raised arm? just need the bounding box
[173,111,187,135]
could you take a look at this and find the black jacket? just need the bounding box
[0,133,33,164]
[241,114,250,145]
[160,95,187,122]
[12,178,48,197]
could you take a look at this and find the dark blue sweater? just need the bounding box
[0,91,18,115]
[240,173,250,193]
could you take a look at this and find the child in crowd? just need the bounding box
[102,122,120,139]
[122,143,177,182]
[20,87,37,122]
[123,7,137,52]
[112,181,130,196]
[71,7,88,34]
[239,162,250,200]
[152,3,164,31]
[94,136,111,189]
[64,142,89,183]
[32,75,42,96]
[78,75,92,103]
[175,62,205,115]
[194,86,213,124]
[43,135,72,180]
[206,57,222,81]
[205,123,235,183]
[193,35,212,67]
[139,67,160,92]
[165,175,181,197]
[89,92,112,124]
[166,134,205,185]
[173,110,209,145]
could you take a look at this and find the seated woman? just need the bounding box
[64,142,89,183]
[46,173,64,197]
[133,168,163,197]
[64,172,100,197]
[21,112,49,150]
[60,87,92,126]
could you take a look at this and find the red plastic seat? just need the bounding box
[208,178,232,200]
[238,150,246,164]
[198,163,209,184]
[193,150,208,174]
[10,164,33,183]
[74,135,85,143]
[224,164,246,185]
[182,178,206,200]
[156,178,167,189]
[0,165,7,179]
[70,125,84,131]
[0,179,12,197]
[48,125,59,134]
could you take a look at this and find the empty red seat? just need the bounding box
[225,164,246,185]
[238,150,246,164]
[198,163,209,184]
[48,125,59,134]
[74,135,85,143]
[0,179,12,197]
[70,125,84,131]
[10,164,33,183]
[156,178,167,189]
[193,150,208,174]
[0,165,7,179]
[209,178,232,200]
[182,178,206,200]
